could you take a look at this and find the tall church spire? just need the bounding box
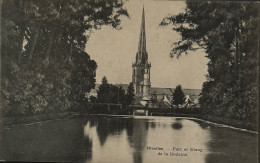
[132,6,151,98]
[136,6,148,64]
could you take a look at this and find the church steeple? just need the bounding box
[136,6,148,65]
[132,6,151,97]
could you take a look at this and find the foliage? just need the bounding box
[1,0,128,116]
[70,51,97,111]
[161,1,258,121]
[125,82,135,105]
[172,85,185,105]
[97,76,111,103]
[97,78,135,107]
[97,77,125,104]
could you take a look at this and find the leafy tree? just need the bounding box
[1,0,129,116]
[97,77,126,104]
[125,82,135,105]
[172,85,185,106]
[161,1,258,121]
[70,51,97,110]
[108,84,120,103]
[118,86,126,104]
[97,76,110,103]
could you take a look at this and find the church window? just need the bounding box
[133,69,135,75]
[141,69,144,75]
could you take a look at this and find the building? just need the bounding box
[132,7,151,98]
[88,7,201,107]
[88,84,201,108]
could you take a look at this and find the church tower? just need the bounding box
[132,6,151,97]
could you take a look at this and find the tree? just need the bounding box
[172,85,185,106]
[161,1,258,121]
[118,86,126,104]
[97,77,126,104]
[97,76,110,103]
[125,82,135,105]
[1,0,129,116]
[70,51,97,110]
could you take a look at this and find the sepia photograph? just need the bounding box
[0,0,259,162]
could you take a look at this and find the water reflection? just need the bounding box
[0,118,93,162]
[0,116,257,163]
[83,116,210,163]
[128,119,148,163]
[171,122,183,130]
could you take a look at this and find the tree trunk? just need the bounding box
[28,27,40,65]
[69,41,73,61]
[65,37,73,62]
[66,39,73,62]
[44,30,55,64]
[18,26,25,64]
[234,28,240,74]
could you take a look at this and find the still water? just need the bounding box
[0,116,257,163]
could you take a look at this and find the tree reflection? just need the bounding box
[0,118,94,162]
[171,122,183,130]
[81,136,93,162]
[126,119,149,163]
[149,121,156,129]
[190,119,209,129]
[95,117,128,146]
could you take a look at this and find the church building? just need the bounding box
[132,7,151,98]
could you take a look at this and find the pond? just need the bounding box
[0,115,257,163]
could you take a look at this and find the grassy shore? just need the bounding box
[1,111,257,132]
[1,112,80,127]
[151,112,257,132]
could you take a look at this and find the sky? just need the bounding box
[86,0,209,89]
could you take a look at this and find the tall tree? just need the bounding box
[70,51,97,110]
[125,82,135,105]
[172,85,185,106]
[118,86,126,104]
[97,76,110,103]
[1,0,129,116]
[161,1,258,120]
[97,77,126,104]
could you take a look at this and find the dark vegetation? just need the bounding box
[0,0,129,117]
[88,77,135,113]
[171,85,185,105]
[161,1,258,125]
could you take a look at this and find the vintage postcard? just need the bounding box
[0,0,258,163]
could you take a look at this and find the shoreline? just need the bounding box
[1,112,80,127]
[161,113,257,133]
[1,112,257,133]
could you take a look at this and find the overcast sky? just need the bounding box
[86,0,209,89]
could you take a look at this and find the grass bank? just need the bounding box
[1,112,80,127]
[151,112,257,132]
[1,110,257,132]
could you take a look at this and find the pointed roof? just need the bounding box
[136,6,148,65]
